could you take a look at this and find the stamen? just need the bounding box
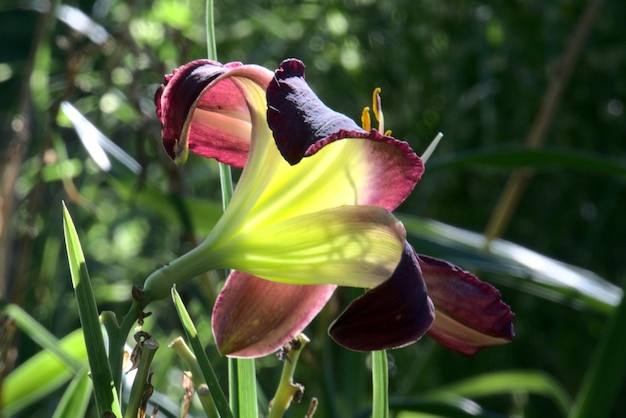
[372,87,384,132]
[361,107,371,131]
[421,132,444,165]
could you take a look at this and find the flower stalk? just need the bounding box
[269,334,310,418]
[169,337,218,418]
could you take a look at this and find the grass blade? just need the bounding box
[428,147,626,179]
[436,370,572,415]
[52,365,93,418]
[569,281,626,418]
[0,301,82,371]
[171,286,234,418]
[62,202,122,417]
[1,329,87,416]
[400,214,621,313]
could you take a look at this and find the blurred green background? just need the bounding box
[1,0,625,417]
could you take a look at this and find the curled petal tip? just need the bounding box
[276,58,306,79]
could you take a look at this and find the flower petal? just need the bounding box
[417,254,515,355]
[266,59,423,211]
[156,60,273,166]
[329,242,435,351]
[212,271,336,357]
[206,205,406,289]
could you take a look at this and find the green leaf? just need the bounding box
[171,286,234,418]
[62,202,122,417]
[52,366,93,418]
[570,280,626,418]
[400,214,621,313]
[435,370,571,415]
[428,147,626,179]
[1,329,87,416]
[358,393,494,418]
[0,302,82,371]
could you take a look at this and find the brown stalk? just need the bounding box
[484,0,605,243]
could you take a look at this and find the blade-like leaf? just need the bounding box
[400,215,621,313]
[428,147,626,179]
[357,393,498,418]
[570,280,626,418]
[60,101,141,174]
[171,286,234,418]
[1,329,87,416]
[52,366,93,418]
[63,202,122,417]
[0,301,82,371]
[434,370,572,415]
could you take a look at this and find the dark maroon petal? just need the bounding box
[417,254,515,355]
[266,58,364,165]
[329,242,435,351]
[157,60,230,160]
[212,270,336,357]
[156,60,269,167]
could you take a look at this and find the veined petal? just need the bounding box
[329,242,435,351]
[266,59,423,211]
[206,205,406,288]
[156,60,273,166]
[212,271,336,357]
[417,254,515,355]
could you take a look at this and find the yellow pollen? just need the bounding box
[372,87,385,133]
[361,106,371,131]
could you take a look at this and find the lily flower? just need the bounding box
[150,58,514,358]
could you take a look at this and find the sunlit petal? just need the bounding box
[212,271,336,357]
[329,242,435,351]
[266,59,423,211]
[204,205,406,288]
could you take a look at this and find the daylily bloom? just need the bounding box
[149,58,514,358]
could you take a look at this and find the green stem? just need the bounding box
[205,1,257,415]
[269,334,309,418]
[371,350,389,418]
[110,300,143,395]
[569,288,626,418]
[124,337,159,418]
[205,0,217,61]
[238,358,259,418]
[228,358,239,416]
[169,337,218,418]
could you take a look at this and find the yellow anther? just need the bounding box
[372,87,382,122]
[371,87,385,132]
[384,130,392,136]
[361,106,371,131]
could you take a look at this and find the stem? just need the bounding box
[268,334,309,418]
[124,338,159,418]
[371,350,389,418]
[169,337,218,418]
[204,1,257,413]
[483,0,604,242]
[205,0,217,61]
[238,358,259,418]
[110,300,143,395]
